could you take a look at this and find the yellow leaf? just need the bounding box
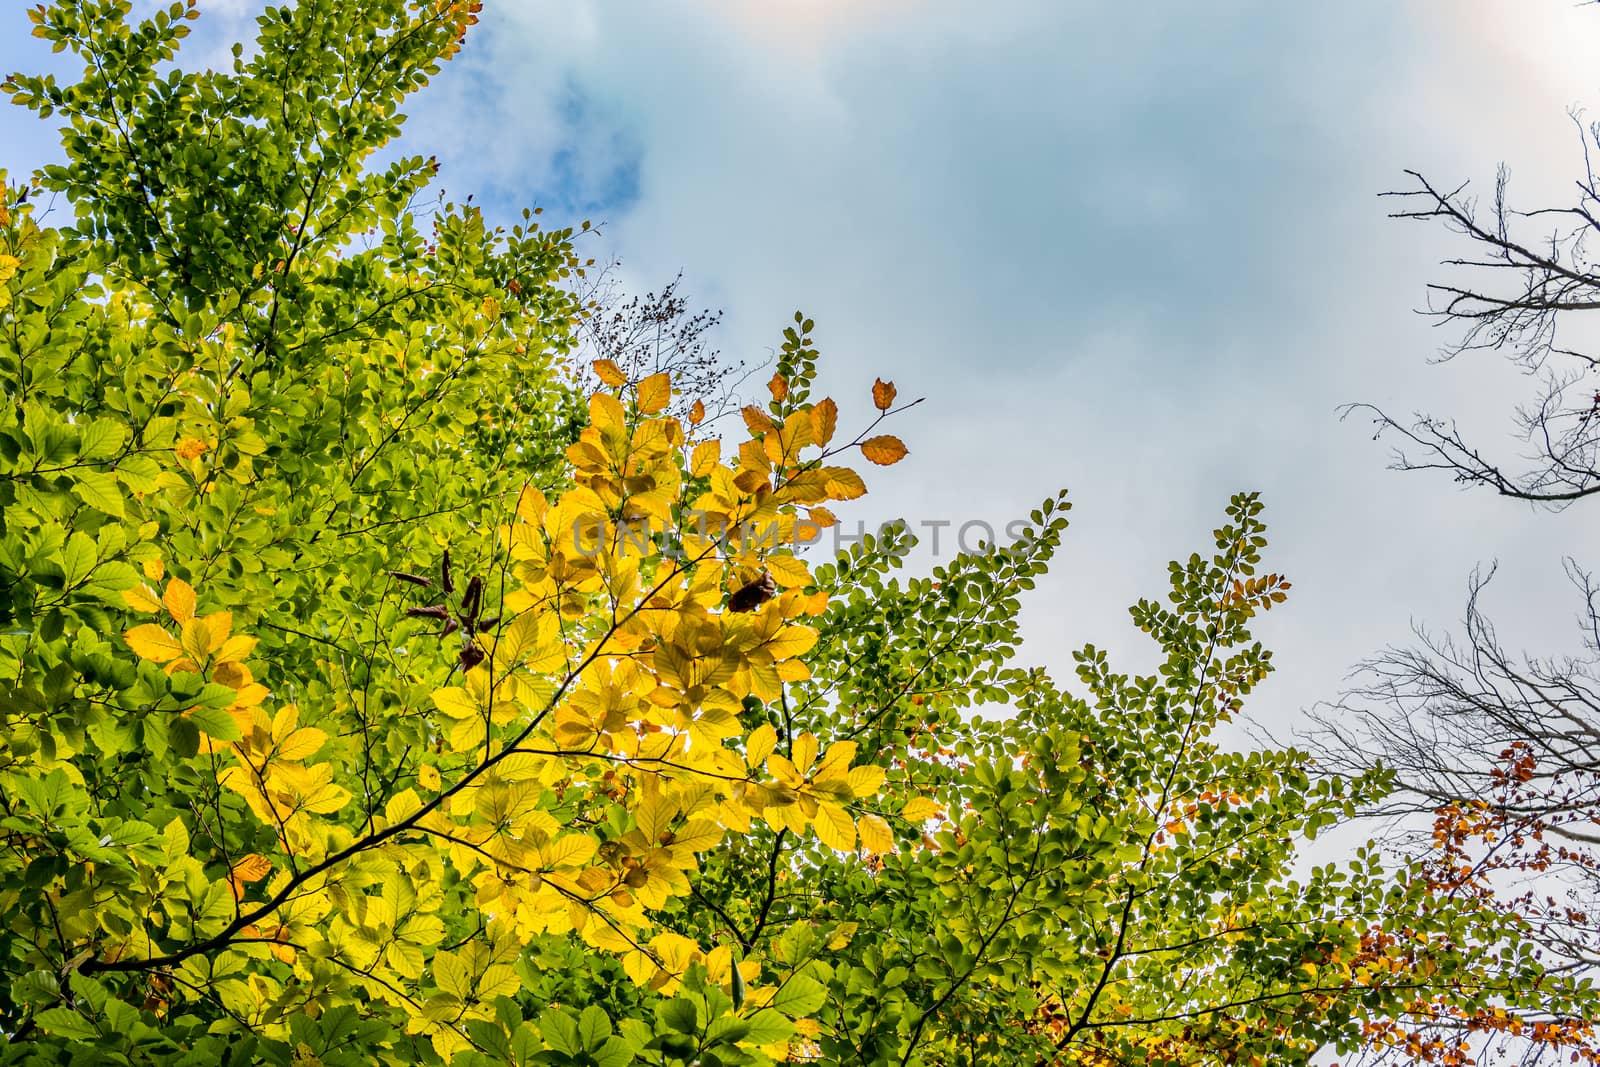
[125,624,184,663]
[815,740,859,782]
[860,435,908,466]
[846,764,886,798]
[901,797,944,821]
[872,378,897,411]
[691,440,721,479]
[179,617,212,663]
[122,584,164,613]
[792,732,819,775]
[417,763,442,792]
[142,557,165,581]
[434,951,471,999]
[163,578,197,623]
[542,835,598,869]
[636,794,675,843]
[215,634,257,664]
[479,964,520,999]
[277,727,328,762]
[668,819,723,854]
[765,625,818,661]
[592,359,627,387]
[858,814,894,855]
[517,485,547,525]
[822,467,866,501]
[638,372,672,414]
[589,393,627,436]
[202,611,232,654]
[814,803,855,851]
[433,687,478,719]
[809,398,838,447]
[763,555,812,589]
[746,723,777,770]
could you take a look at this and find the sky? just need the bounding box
[3,1,1598,740]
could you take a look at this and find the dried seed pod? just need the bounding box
[459,639,485,670]
[460,575,483,621]
[386,571,433,588]
[405,604,451,620]
[727,571,777,613]
[440,548,455,594]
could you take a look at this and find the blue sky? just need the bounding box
[4,1,1598,736]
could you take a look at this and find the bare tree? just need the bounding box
[1307,98,1600,1066]
[1350,117,1600,506]
[570,263,749,425]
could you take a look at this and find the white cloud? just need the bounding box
[399,1,1600,734]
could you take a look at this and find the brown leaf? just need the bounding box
[872,378,897,411]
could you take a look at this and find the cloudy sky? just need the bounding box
[4,1,1598,736]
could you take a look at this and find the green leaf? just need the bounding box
[739,1009,792,1046]
[59,532,96,586]
[72,469,124,518]
[34,1006,99,1041]
[768,974,825,1018]
[187,704,242,742]
[576,1005,612,1048]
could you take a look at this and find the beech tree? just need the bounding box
[1,3,1592,1066]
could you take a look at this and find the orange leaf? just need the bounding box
[174,438,208,461]
[860,435,908,466]
[809,398,837,448]
[741,405,777,437]
[688,399,706,426]
[230,854,272,883]
[768,373,788,403]
[871,378,897,411]
[163,578,197,624]
[592,359,627,387]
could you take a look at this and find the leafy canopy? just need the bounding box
[1,3,1593,1067]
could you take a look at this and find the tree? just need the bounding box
[1,3,1587,1066]
[1310,52,1600,1067]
